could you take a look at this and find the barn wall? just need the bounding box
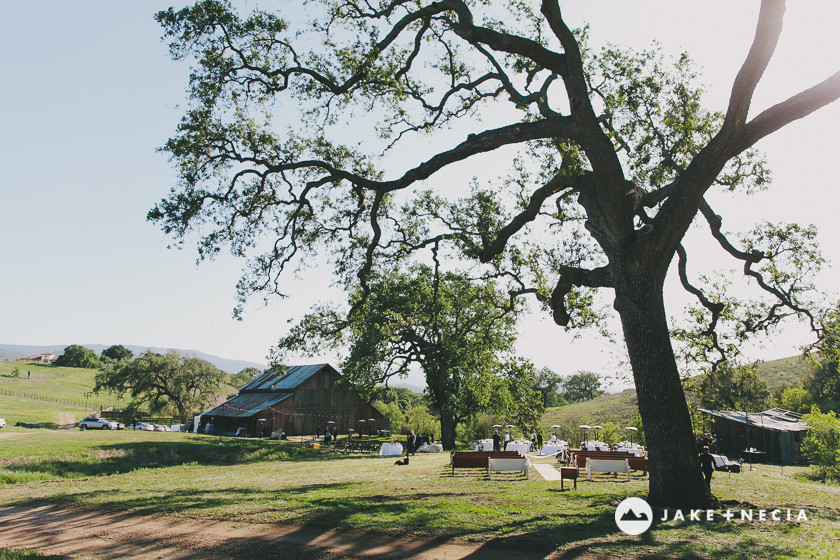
[200,365,385,437]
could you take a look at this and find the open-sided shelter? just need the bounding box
[699,408,808,465]
[200,363,384,437]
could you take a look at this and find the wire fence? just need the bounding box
[0,388,113,411]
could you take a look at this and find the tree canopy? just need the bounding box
[278,264,541,448]
[54,345,101,369]
[100,344,134,364]
[151,0,840,507]
[805,308,840,412]
[94,351,225,421]
[561,370,605,403]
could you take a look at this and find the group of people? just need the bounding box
[696,432,718,454]
[320,425,339,443]
[405,430,435,454]
[490,428,551,452]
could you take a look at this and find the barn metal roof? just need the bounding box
[238,363,337,392]
[203,392,293,418]
[699,408,808,432]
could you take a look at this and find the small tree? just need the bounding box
[534,367,566,408]
[806,309,840,412]
[229,366,263,388]
[100,345,134,364]
[777,387,814,414]
[690,362,769,411]
[561,371,605,403]
[372,399,408,435]
[55,345,101,369]
[801,407,840,482]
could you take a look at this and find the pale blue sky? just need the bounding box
[1,2,838,386]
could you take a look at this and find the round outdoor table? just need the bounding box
[742,449,767,463]
[379,442,404,457]
[539,444,566,456]
[505,441,529,455]
[616,447,644,457]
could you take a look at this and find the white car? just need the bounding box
[79,417,118,430]
[0,418,6,429]
[134,422,155,431]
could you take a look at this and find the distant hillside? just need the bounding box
[543,389,641,428]
[541,353,816,437]
[0,343,267,374]
[754,353,815,391]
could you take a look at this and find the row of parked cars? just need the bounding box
[78,417,177,431]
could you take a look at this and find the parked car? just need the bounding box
[153,424,169,432]
[134,422,155,431]
[0,418,6,429]
[79,417,118,430]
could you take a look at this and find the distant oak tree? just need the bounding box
[55,345,101,369]
[100,345,134,364]
[150,0,840,506]
[95,351,225,422]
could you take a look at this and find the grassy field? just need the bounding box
[0,361,119,428]
[1,429,838,559]
[0,360,237,428]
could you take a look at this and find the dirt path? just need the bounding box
[0,503,581,559]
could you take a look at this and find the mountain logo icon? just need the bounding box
[620,508,649,522]
[615,497,653,535]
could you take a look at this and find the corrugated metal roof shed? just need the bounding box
[204,392,293,418]
[239,363,335,392]
[699,408,808,432]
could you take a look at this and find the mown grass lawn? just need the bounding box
[1,430,838,559]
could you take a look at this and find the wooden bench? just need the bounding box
[559,466,578,490]
[569,451,648,475]
[586,458,631,481]
[450,451,522,475]
[488,457,529,479]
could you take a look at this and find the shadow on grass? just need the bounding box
[0,439,362,482]
[12,422,59,430]
[5,490,808,560]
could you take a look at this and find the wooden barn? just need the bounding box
[200,363,384,437]
[699,408,808,465]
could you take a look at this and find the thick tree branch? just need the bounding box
[550,264,612,326]
[723,0,785,132]
[739,69,840,150]
[699,199,819,333]
[478,170,588,263]
[676,243,728,368]
[445,0,568,76]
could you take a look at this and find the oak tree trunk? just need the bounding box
[439,411,457,450]
[614,267,714,508]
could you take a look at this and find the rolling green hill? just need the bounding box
[753,353,815,391]
[540,352,818,444]
[0,360,237,429]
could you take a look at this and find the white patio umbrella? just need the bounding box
[579,424,591,443]
[625,426,638,445]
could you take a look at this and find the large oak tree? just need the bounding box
[150,0,840,506]
[277,264,542,448]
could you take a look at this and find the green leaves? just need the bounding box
[801,407,840,481]
[94,352,225,421]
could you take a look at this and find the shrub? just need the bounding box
[801,407,840,482]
